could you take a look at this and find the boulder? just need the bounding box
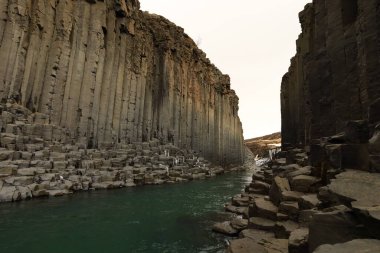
[0,150,14,161]
[0,165,17,177]
[286,166,312,179]
[248,217,276,231]
[313,239,380,253]
[298,209,319,224]
[0,186,17,202]
[227,238,266,253]
[288,228,308,253]
[290,175,319,193]
[274,220,299,239]
[212,221,238,236]
[39,173,56,181]
[16,186,32,200]
[281,191,304,202]
[269,176,291,205]
[17,168,36,176]
[259,238,289,253]
[299,194,320,210]
[308,206,371,252]
[230,218,248,231]
[9,176,34,186]
[249,198,278,220]
[240,229,275,242]
[248,180,271,195]
[225,204,249,217]
[279,201,299,220]
[232,195,250,207]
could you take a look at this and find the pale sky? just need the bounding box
[140,0,310,139]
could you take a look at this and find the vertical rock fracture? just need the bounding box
[0,0,245,165]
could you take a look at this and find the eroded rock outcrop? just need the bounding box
[281,0,380,148]
[0,0,244,165]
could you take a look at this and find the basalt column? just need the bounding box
[0,0,245,165]
[281,0,380,148]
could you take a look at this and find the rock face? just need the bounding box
[0,0,244,165]
[281,0,380,148]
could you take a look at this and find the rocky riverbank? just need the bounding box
[212,121,380,253]
[0,101,244,203]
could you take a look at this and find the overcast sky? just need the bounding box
[140,0,310,139]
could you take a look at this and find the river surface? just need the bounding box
[0,171,252,253]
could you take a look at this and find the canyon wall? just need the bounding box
[0,0,244,165]
[281,0,380,148]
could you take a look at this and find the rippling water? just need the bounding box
[0,171,252,253]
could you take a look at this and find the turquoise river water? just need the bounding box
[0,171,252,253]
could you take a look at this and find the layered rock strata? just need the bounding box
[0,102,243,203]
[281,0,380,148]
[0,0,244,165]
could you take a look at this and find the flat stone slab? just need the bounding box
[274,220,300,239]
[258,238,289,253]
[227,238,266,253]
[282,191,304,202]
[240,229,275,242]
[212,221,238,236]
[313,239,380,253]
[249,198,278,220]
[328,170,380,205]
[327,170,380,220]
[249,217,276,231]
[290,175,319,193]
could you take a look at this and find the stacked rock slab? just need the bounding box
[0,0,244,165]
[214,146,380,253]
[0,102,244,203]
[281,0,380,148]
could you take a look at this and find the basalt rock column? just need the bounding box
[281,0,380,148]
[0,0,244,165]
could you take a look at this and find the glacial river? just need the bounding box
[0,171,252,253]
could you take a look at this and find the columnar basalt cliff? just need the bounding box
[213,1,380,253]
[281,0,380,148]
[0,0,244,165]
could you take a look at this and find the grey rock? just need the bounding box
[212,221,238,236]
[269,176,291,205]
[248,217,276,231]
[289,228,309,253]
[227,238,266,253]
[240,229,275,242]
[230,218,248,231]
[313,239,380,253]
[290,175,319,193]
[249,198,278,220]
[274,220,299,239]
[0,186,17,202]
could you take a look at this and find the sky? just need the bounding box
[140,0,310,139]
